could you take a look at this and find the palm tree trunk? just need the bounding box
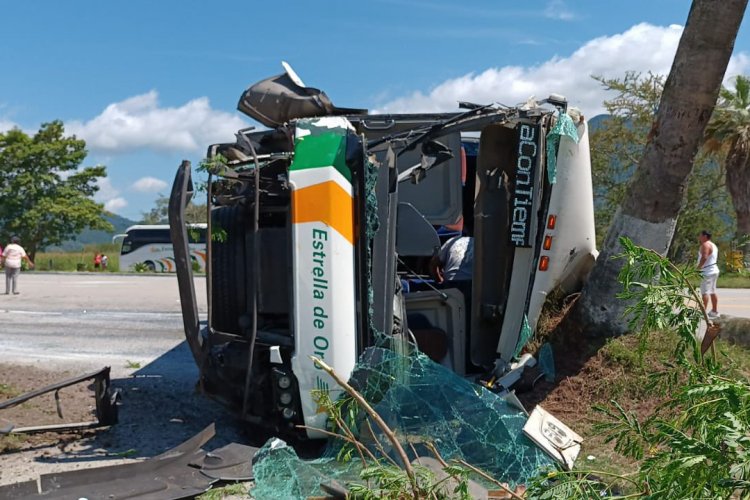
[576,0,748,336]
[726,143,750,262]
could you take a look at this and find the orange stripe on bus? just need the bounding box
[292,181,354,244]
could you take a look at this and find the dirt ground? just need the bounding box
[0,361,252,489]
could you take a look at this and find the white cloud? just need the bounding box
[375,23,750,116]
[95,178,128,213]
[132,176,168,193]
[544,0,575,21]
[96,178,119,201]
[105,197,128,212]
[0,119,19,133]
[67,91,249,154]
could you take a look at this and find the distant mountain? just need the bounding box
[587,114,608,131]
[45,213,138,251]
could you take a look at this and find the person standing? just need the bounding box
[2,236,34,295]
[698,230,720,318]
[101,254,109,271]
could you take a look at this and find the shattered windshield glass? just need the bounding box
[252,346,553,499]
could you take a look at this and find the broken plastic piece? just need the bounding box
[237,62,366,127]
[523,406,582,470]
[270,345,283,364]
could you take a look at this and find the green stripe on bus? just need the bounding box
[291,126,352,183]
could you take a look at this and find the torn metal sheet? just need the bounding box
[191,442,258,481]
[0,423,259,500]
[0,366,120,434]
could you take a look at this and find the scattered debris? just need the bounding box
[0,366,120,434]
[523,405,582,470]
[0,423,258,500]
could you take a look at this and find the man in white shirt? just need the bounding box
[430,235,474,284]
[2,236,34,295]
[698,230,720,318]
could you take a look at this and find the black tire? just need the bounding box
[211,205,247,334]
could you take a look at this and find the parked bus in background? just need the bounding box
[115,224,207,272]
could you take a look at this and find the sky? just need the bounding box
[1,1,749,221]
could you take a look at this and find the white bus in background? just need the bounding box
[116,224,207,272]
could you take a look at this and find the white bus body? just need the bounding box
[119,224,207,272]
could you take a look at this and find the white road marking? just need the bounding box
[1,309,187,319]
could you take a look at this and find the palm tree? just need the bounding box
[576,0,748,336]
[704,75,750,256]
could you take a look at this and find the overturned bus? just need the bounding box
[168,64,597,440]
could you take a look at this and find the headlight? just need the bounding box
[282,407,295,419]
[278,375,292,389]
[279,392,293,405]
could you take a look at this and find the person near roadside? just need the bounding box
[101,254,109,271]
[94,252,102,270]
[698,230,720,319]
[2,236,34,295]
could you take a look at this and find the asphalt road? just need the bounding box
[0,273,747,376]
[715,287,750,319]
[0,273,252,488]
[0,272,207,377]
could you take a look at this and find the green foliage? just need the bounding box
[527,239,750,499]
[0,121,113,259]
[0,383,19,398]
[195,482,249,500]
[198,153,230,177]
[705,74,750,264]
[0,433,25,453]
[615,236,705,364]
[717,272,750,288]
[35,246,120,272]
[141,194,207,224]
[527,470,631,499]
[585,373,750,499]
[590,72,662,244]
[310,386,476,499]
[590,73,734,262]
[133,262,153,273]
[347,462,473,500]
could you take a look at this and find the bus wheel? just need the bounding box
[211,205,247,335]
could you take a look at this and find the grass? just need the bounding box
[0,434,25,453]
[717,271,750,288]
[542,330,750,484]
[0,382,25,453]
[35,243,121,272]
[0,383,20,398]
[196,482,251,500]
